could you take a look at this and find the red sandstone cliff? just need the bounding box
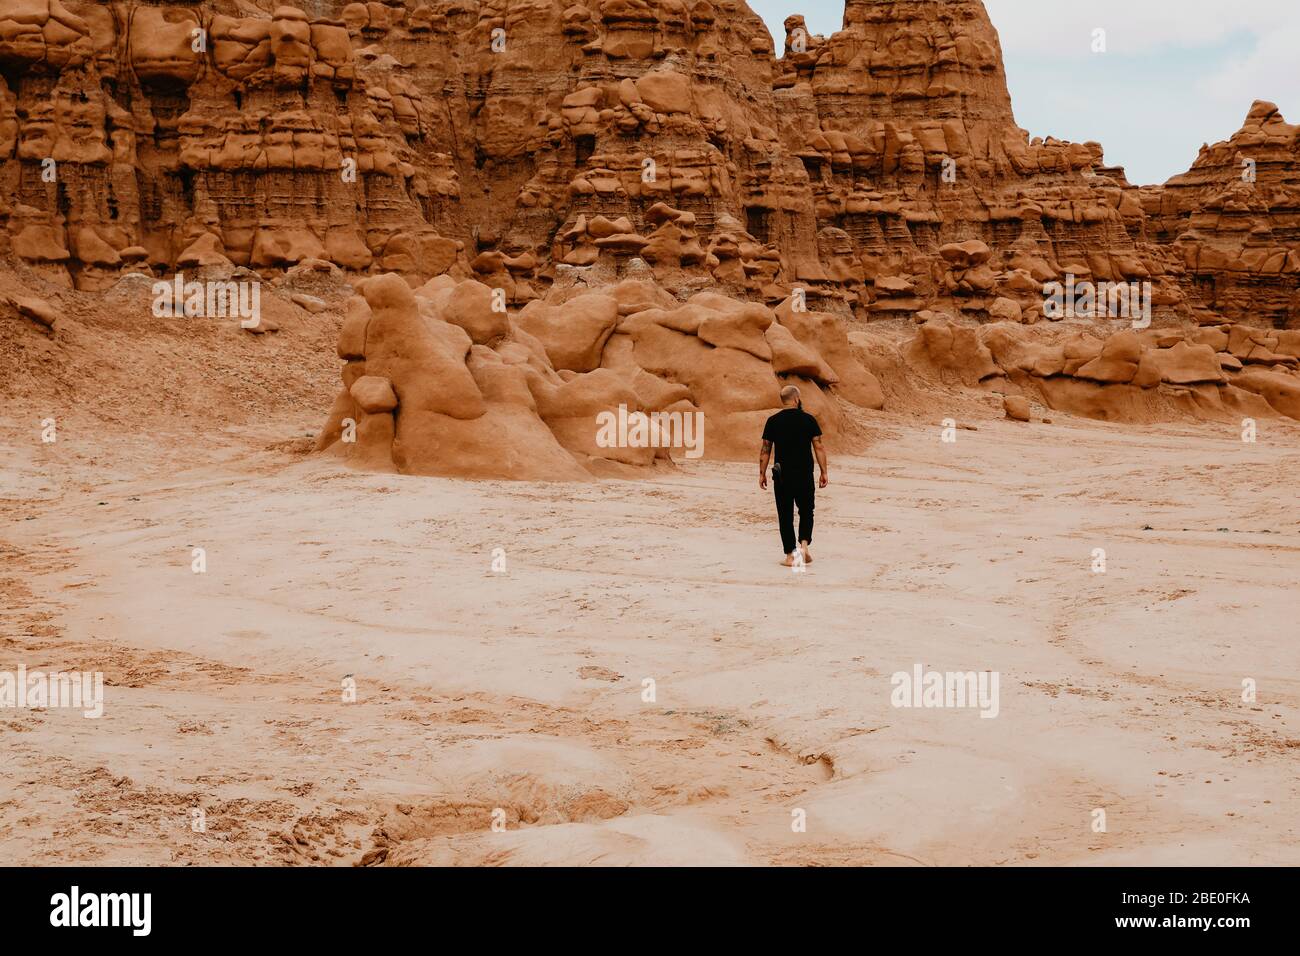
[0,0,1295,330]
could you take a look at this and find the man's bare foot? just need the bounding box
[800,543,813,563]
[780,554,795,567]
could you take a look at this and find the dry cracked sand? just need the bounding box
[2,412,1297,866]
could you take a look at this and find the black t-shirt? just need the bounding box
[762,407,822,479]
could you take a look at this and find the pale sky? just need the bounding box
[748,0,1300,185]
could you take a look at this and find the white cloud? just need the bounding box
[1194,8,1300,111]
[984,0,1299,56]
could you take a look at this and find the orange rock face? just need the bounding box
[0,0,1292,330]
[3,1,1297,478]
[909,314,1300,425]
[315,270,883,477]
[1146,100,1300,329]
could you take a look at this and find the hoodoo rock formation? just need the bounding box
[2,0,1294,323]
[2,0,1297,477]
[910,315,1300,424]
[314,269,883,476]
[1146,101,1300,329]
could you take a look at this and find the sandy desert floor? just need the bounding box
[1,411,1298,866]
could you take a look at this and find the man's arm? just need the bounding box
[759,439,772,489]
[813,435,829,488]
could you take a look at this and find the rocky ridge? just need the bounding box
[0,0,1293,329]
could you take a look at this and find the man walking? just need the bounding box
[759,385,828,567]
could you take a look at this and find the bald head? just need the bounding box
[780,385,801,407]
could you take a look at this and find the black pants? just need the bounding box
[773,471,815,555]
